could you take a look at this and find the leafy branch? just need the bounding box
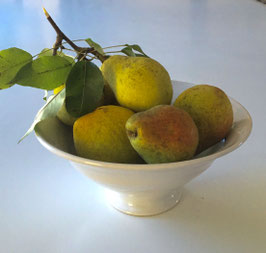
[0,7,149,142]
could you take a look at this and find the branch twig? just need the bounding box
[52,34,63,55]
[42,7,107,63]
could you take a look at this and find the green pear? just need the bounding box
[57,82,116,127]
[57,100,78,126]
[174,84,233,153]
[101,55,173,112]
[73,105,143,163]
[126,105,199,164]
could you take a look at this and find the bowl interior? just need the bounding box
[34,81,252,168]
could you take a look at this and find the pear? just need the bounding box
[73,105,143,163]
[57,100,78,126]
[55,81,116,127]
[174,84,233,153]
[126,105,199,164]
[101,55,173,112]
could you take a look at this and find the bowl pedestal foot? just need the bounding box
[105,188,183,216]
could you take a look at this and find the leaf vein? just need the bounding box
[79,61,87,115]
[34,63,72,76]
[0,58,32,76]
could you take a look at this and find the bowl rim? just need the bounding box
[35,96,253,171]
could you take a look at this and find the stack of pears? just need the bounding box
[57,55,233,164]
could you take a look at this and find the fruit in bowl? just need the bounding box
[126,105,199,164]
[68,55,235,165]
[0,9,252,215]
[35,80,252,216]
[73,105,143,163]
[40,56,250,216]
[174,84,234,153]
[101,55,173,112]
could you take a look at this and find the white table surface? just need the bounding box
[0,0,265,252]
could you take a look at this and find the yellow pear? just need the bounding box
[101,55,173,112]
[73,105,143,163]
[174,84,233,153]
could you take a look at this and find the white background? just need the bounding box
[0,0,265,252]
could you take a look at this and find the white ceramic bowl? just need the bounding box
[35,81,252,216]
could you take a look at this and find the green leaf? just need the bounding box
[135,53,147,57]
[85,38,105,55]
[19,89,65,143]
[66,61,104,117]
[121,44,149,57]
[127,44,148,57]
[38,48,75,64]
[121,46,136,57]
[0,47,32,89]
[13,56,72,90]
